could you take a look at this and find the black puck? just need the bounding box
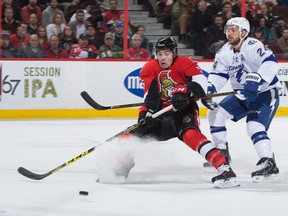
[79,191,89,196]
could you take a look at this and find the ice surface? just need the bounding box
[0,117,288,216]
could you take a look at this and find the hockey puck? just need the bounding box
[79,191,89,196]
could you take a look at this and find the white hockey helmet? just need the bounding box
[225,17,250,38]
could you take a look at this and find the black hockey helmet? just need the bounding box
[155,37,178,55]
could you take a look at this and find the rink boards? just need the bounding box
[0,59,287,119]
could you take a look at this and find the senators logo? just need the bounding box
[158,70,176,100]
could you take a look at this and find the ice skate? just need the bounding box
[251,157,279,182]
[212,164,240,188]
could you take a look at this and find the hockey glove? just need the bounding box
[201,82,218,110]
[138,111,156,128]
[244,73,261,103]
[171,84,190,111]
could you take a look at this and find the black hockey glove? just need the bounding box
[138,111,156,128]
[171,84,190,111]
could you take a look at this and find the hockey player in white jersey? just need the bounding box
[201,17,281,182]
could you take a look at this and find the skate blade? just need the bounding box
[252,173,279,183]
[213,177,240,188]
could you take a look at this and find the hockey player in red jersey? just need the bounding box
[115,37,240,188]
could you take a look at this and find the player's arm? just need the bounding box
[171,59,208,111]
[244,41,278,103]
[138,63,162,126]
[207,58,230,93]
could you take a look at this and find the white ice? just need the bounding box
[1,117,288,216]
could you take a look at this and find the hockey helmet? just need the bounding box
[225,17,250,38]
[155,37,178,54]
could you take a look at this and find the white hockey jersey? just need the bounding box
[208,37,281,100]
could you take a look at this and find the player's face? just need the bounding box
[226,25,241,46]
[156,49,174,69]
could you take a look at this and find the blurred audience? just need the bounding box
[10,22,30,49]
[0,30,19,58]
[19,34,46,58]
[276,27,288,59]
[27,13,40,35]
[68,9,90,39]
[136,25,153,56]
[1,7,20,35]
[20,0,42,25]
[46,11,66,39]
[69,33,98,59]
[46,35,69,58]
[99,32,123,58]
[36,25,50,49]
[86,24,104,50]
[42,0,65,27]
[127,34,150,60]
[60,25,78,53]
[102,0,123,25]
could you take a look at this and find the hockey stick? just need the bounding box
[80,91,144,110]
[17,104,173,180]
[81,90,237,110]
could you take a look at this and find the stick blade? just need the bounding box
[18,167,49,180]
[80,91,109,110]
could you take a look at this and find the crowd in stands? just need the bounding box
[0,0,152,60]
[142,0,288,59]
[1,0,288,60]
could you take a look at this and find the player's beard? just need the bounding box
[229,37,241,47]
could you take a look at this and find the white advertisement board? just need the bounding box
[0,60,287,111]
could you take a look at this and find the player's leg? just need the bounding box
[246,89,280,182]
[174,103,239,187]
[208,95,247,163]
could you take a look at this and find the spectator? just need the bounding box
[127,34,150,60]
[36,25,50,49]
[271,16,288,40]
[46,11,66,39]
[63,0,81,23]
[69,9,90,39]
[1,7,20,35]
[46,35,69,58]
[69,1,93,23]
[251,27,266,43]
[1,0,21,21]
[205,14,227,59]
[136,25,153,56]
[20,0,42,25]
[86,24,104,50]
[102,0,123,25]
[10,22,30,49]
[69,33,98,59]
[19,34,46,58]
[60,25,78,53]
[113,20,125,49]
[27,13,40,35]
[171,0,191,43]
[189,0,214,55]
[254,3,274,29]
[42,0,65,27]
[252,15,273,40]
[276,27,288,58]
[217,2,236,21]
[0,30,19,58]
[99,32,123,58]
